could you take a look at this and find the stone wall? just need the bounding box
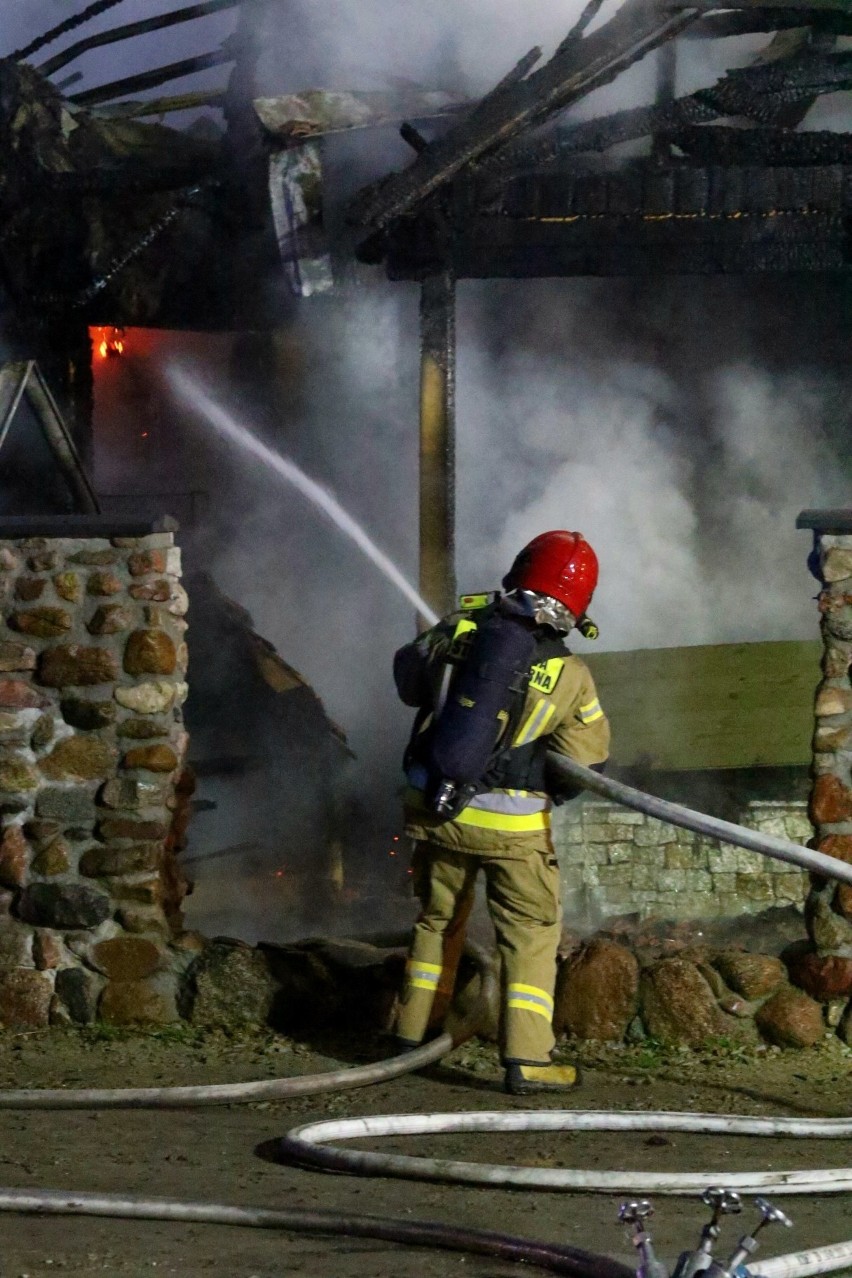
[801,522,852,1007]
[552,797,810,924]
[0,526,192,1029]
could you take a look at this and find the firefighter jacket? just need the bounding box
[396,604,610,857]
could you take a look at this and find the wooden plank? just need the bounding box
[583,640,822,771]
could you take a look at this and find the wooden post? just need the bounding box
[652,37,677,162]
[419,271,456,621]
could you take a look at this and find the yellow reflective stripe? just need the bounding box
[579,698,604,724]
[514,699,556,747]
[507,996,553,1020]
[453,619,477,640]
[407,959,441,992]
[507,983,554,1011]
[454,807,550,832]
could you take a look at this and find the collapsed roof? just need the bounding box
[2,0,852,332]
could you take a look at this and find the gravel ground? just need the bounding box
[0,1027,849,1277]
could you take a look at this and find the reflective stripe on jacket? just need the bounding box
[402,622,610,856]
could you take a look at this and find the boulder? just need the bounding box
[755,987,825,1048]
[640,958,727,1046]
[787,951,852,1002]
[92,936,163,981]
[190,939,278,1029]
[18,882,111,930]
[54,967,103,1024]
[0,970,53,1028]
[554,939,639,1041]
[99,975,179,1025]
[712,952,787,1000]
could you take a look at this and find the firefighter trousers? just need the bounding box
[395,840,562,1064]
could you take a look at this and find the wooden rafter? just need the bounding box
[38,0,243,78]
[347,0,701,232]
[70,48,234,108]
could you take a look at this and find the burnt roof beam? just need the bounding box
[665,0,850,10]
[346,0,701,233]
[685,10,852,35]
[484,49,851,176]
[37,0,243,78]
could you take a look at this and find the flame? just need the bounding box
[93,327,126,360]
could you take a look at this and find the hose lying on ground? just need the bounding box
[0,771,851,1275]
[0,1188,633,1278]
[281,1107,852,1195]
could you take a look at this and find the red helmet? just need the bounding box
[503,530,599,619]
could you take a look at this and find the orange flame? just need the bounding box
[93,327,126,360]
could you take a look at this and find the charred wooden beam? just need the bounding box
[665,0,850,10]
[97,89,228,119]
[39,0,243,77]
[382,156,852,280]
[70,48,234,108]
[672,125,852,165]
[346,0,701,233]
[487,48,851,176]
[12,0,129,62]
[685,9,852,35]
[387,209,848,280]
[556,0,608,54]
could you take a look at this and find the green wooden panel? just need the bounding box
[583,640,822,771]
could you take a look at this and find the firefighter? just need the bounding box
[392,530,609,1095]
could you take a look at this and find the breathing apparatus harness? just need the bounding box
[400,590,597,821]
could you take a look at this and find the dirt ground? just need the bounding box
[0,1027,850,1278]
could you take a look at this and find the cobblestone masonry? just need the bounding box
[552,797,810,924]
[806,526,852,965]
[0,532,192,1029]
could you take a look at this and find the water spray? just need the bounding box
[167,365,438,625]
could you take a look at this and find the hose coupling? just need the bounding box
[715,1197,793,1278]
[618,1199,668,1278]
[672,1187,743,1278]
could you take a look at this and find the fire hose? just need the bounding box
[0,762,850,1276]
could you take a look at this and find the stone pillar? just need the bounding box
[0,519,191,1029]
[797,510,852,1028]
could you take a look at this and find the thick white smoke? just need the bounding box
[10,3,852,897]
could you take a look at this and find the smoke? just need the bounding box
[454,280,851,653]
[10,3,852,940]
